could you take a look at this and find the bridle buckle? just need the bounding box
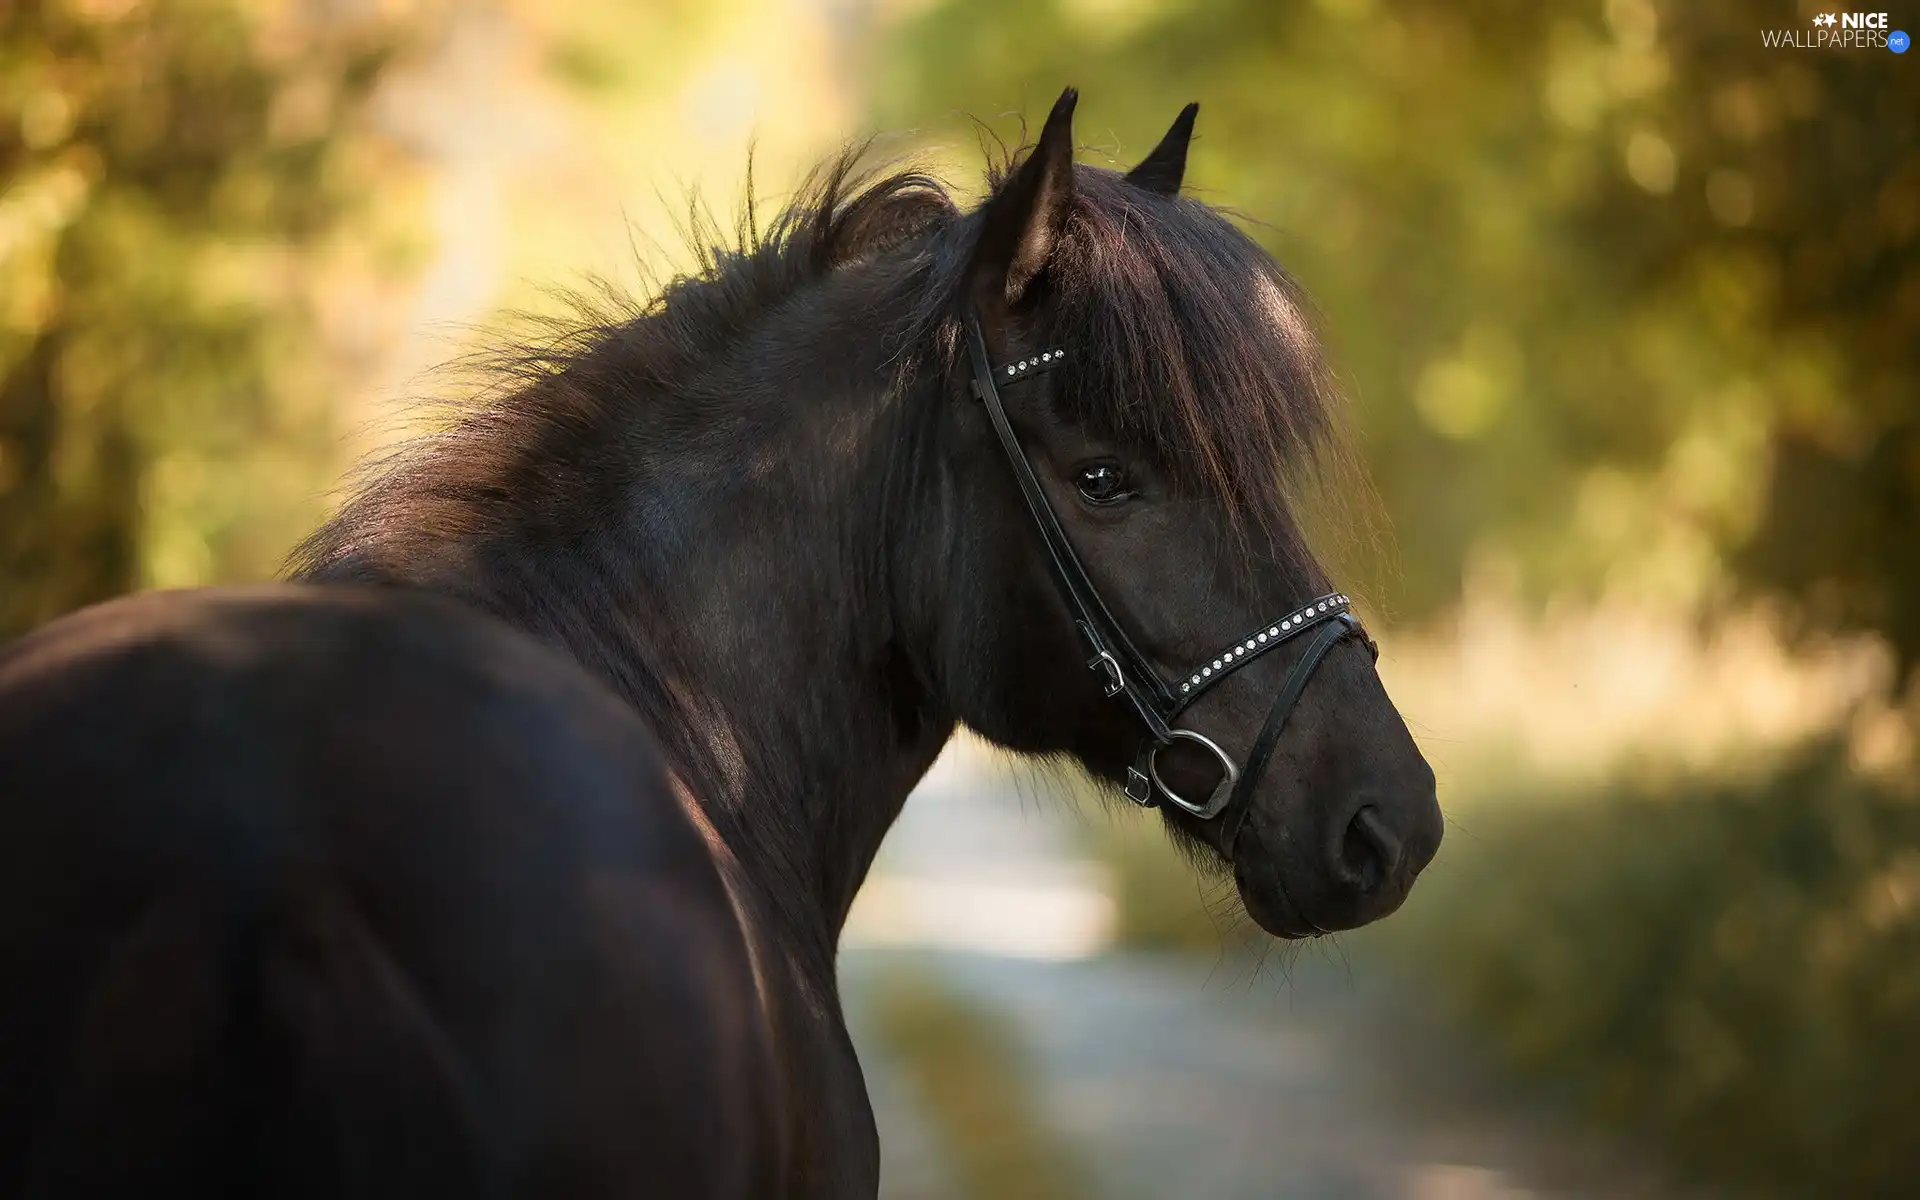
[1124,766,1154,806]
[1088,649,1126,698]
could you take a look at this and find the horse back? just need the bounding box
[0,585,780,1197]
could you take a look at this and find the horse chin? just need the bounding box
[1232,858,1318,940]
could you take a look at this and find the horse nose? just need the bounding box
[1334,805,1403,894]
[1325,785,1441,919]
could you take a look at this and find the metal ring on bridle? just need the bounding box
[1148,730,1240,819]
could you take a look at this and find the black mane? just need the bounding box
[291,140,1352,585]
[288,150,959,582]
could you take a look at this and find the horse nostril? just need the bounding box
[1336,805,1403,895]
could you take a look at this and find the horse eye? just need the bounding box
[1075,462,1132,505]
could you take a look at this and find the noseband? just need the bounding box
[962,312,1374,839]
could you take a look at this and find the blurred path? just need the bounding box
[841,740,1704,1200]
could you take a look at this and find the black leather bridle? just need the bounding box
[962,311,1375,840]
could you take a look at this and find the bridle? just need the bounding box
[962,310,1375,842]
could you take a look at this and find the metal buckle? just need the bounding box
[1147,730,1240,819]
[1124,766,1154,806]
[1088,649,1125,698]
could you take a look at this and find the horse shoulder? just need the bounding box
[0,584,783,1196]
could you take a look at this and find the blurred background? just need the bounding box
[3,0,1915,1195]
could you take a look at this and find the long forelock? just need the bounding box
[1043,171,1352,565]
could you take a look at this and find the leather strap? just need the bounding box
[1219,613,1359,850]
[961,306,1370,826]
[963,315,1177,739]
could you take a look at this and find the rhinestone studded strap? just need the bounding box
[1220,612,1363,849]
[1129,598,1367,819]
[1168,593,1353,715]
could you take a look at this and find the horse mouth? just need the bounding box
[1232,861,1319,939]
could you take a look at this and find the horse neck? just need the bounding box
[338,298,958,964]
[605,372,957,956]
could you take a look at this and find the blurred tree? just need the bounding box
[868,0,1919,683]
[0,0,426,637]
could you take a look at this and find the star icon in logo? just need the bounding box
[1813,11,1837,25]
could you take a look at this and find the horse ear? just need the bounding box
[971,87,1078,310]
[1125,102,1198,196]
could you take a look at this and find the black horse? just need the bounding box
[0,90,1440,1197]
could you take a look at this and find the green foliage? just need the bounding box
[871,0,1919,679]
[0,0,422,636]
[1387,748,1920,1197]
